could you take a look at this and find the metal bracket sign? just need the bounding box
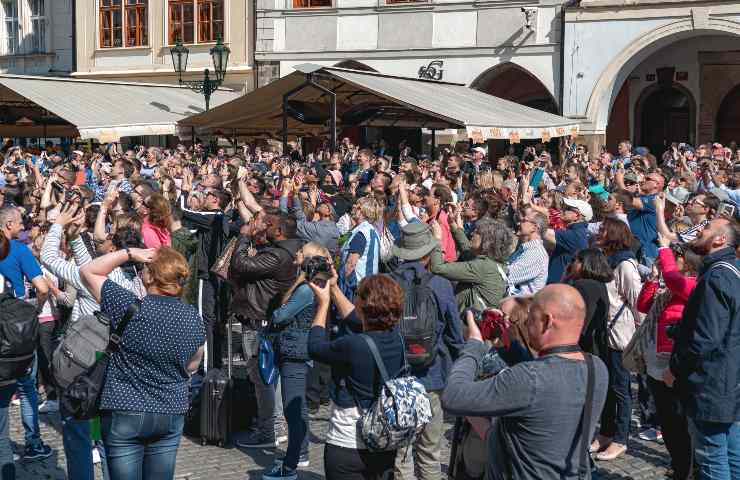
[418,61,444,81]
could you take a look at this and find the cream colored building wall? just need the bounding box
[73,0,253,93]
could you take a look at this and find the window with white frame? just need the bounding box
[29,0,45,53]
[292,0,331,8]
[100,0,148,48]
[2,0,18,55]
[168,0,223,45]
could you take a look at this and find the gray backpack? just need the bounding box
[52,312,112,389]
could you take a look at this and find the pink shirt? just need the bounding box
[429,209,457,263]
[142,221,171,249]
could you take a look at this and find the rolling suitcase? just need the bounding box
[199,316,233,447]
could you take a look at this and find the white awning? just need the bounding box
[0,74,239,141]
[179,64,579,141]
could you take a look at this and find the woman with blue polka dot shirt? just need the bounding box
[81,246,205,480]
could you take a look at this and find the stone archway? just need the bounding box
[584,18,740,138]
[470,62,558,114]
[716,84,740,144]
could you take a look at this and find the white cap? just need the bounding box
[72,150,84,157]
[472,146,487,155]
[563,197,593,222]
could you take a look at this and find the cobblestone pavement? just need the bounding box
[10,403,670,480]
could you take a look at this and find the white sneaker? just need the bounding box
[38,400,59,414]
[92,447,101,464]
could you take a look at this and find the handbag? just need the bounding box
[607,301,636,351]
[622,314,654,374]
[258,334,278,385]
[61,301,141,420]
[210,237,239,282]
[623,288,668,374]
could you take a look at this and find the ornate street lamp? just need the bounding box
[170,36,231,111]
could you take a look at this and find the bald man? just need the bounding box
[442,285,608,480]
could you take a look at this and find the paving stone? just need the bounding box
[6,403,670,479]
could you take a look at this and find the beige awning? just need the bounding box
[0,74,239,141]
[179,64,579,141]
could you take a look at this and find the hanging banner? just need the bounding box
[466,123,579,141]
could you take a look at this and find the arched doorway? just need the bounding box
[471,63,558,159]
[636,83,694,156]
[471,63,558,113]
[716,84,740,144]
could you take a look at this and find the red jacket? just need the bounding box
[636,247,697,353]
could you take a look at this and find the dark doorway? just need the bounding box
[470,63,559,160]
[717,84,740,145]
[639,86,692,157]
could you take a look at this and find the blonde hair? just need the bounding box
[283,242,330,303]
[356,196,381,224]
[145,247,190,297]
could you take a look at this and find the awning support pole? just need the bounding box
[431,129,436,158]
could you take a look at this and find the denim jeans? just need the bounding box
[15,354,42,449]
[599,347,631,445]
[280,361,309,469]
[0,383,16,480]
[102,411,185,480]
[688,418,740,480]
[61,415,94,480]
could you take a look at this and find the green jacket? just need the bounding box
[430,227,507,313]
[171,227,199,305]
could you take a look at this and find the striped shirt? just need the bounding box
[506,239,549,297]
[40,223,144,322]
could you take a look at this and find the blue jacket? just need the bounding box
[670,247,740,423]
[392,262,465,391]
[270,283,315,362]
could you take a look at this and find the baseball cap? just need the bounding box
[634,147,649,157]
[72,150,84,157]
[623,171,639,184]
[471,146,487,155]
[588,184,608,201]
[563,197,593,222]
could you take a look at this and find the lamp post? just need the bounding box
[170,36,231,111]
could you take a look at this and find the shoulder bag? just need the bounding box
[61,301,141,420]
[210,236,239,282]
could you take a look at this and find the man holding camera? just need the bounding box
[442,284,608,480]
[230,214,302,449]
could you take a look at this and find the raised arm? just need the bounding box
[80,248,155,303]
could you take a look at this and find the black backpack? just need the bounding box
[0,293,39,381]
[391,270,440,369]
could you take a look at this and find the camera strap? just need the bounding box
[538,344,581,357]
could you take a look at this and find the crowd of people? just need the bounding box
[0,134,734,480]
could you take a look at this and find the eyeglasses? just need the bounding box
[688,198,706,207]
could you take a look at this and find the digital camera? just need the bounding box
[302,256,331,286]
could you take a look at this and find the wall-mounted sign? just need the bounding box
[418,61,444,81]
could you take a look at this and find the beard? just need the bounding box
[688,237,711,255]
